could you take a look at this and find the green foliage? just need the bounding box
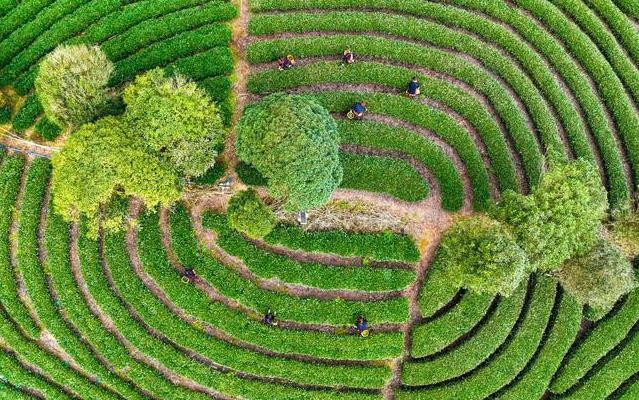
[610,212,639,259]
[227,189,276,239]
[237,93,342,211]
[123,68,224,178]
[11,95,42,132]
[438,215,528,297]
[51,116,180,236]
[552,290,639,394]
[264,224,420,262]
[204,212,415,294]
[494,159,608,272]
[557,239,637,315]
[249,60,519,195]
[337,120,463,211]
[0,106,10,124]
[339,152,429,202]
[34,117,62,141]
[190,160,225,186]
[0,92,10,123]
[35,44,113,128]
[0,155,40,338]
[151,212,405,360]
[403,278,530,385]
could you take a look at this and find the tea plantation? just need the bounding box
[1,0,639,399]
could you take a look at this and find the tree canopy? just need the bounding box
[492,159,608,272]
[438,215,529,297]
[51,116,181,237]
[35,44,113,129]
[236,93,342,211]
[557,239,637,317]
[124,69,224,178]
[227,189,276,239]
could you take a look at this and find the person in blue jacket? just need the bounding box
[407,77,421,98]
[355,315,368,336]
[350,101,367,120]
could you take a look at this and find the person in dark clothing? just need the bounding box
[277,55,296,70]
[407,77,421,98]
[263,310,278,326]
[355,315,368,336]
[349,101,367,120]
[182,268,196,283]
[342,49,355,64]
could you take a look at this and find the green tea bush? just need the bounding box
[11,95,42,132]
[145,212,406,360]
[340,152,429,202]
[264,223,420,262]
[552,291,639,394]
[0,92,10,124]
[204,212,415,294]
[34,117,62,141]
[0,155,40,338]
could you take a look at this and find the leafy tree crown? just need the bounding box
[35,44,113,129]
[236,93,342,211]
[124,68,224,178]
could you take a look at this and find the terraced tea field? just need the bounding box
[1,0,639,399]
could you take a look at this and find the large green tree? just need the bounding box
[124,69,224,178]
[35,45,113,129]
[493,159,608,272]
[557,239,637,317]
[51,116,180,237]
[236,93,342,211]
[438,215,529,297]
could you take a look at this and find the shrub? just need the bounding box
[437,215,528,297]
[557,239,637,317]
[123,68,224,178]
[34,117,62,141]
[11,95,42,132]
[0,92,10,124]
[610,212,639,259]
[237,93,342,211]
[35,44,113,128]
[494,159,608,272]
[227,189,276,239]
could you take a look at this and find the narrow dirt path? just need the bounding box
[0,128,57,158]
[382,221,452,399]
[224,0,251,177]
